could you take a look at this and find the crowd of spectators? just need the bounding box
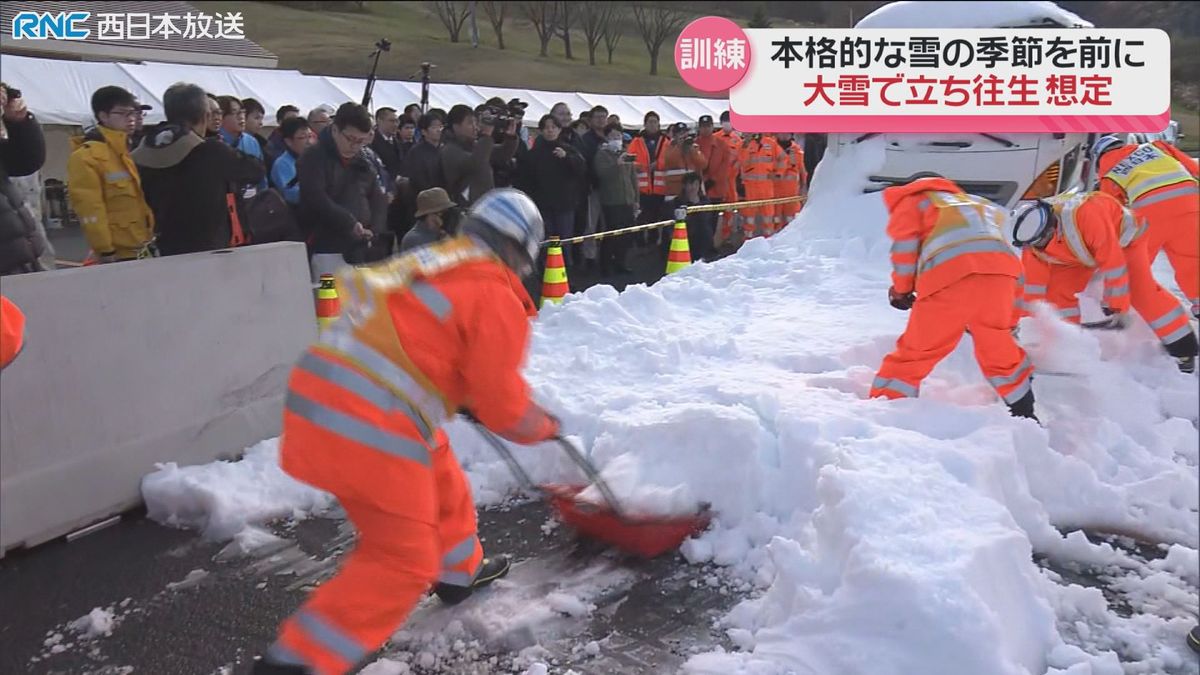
[0,81,810,286]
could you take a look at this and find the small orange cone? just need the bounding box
[316,274,340,331]
[540,237,569,307]
[665,209,691,274]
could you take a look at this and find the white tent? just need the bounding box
[0,53,726,128]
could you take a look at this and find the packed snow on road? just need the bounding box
[141,136,1199,675]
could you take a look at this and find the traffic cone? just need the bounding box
[316,274,340,331]
[665,211,691,274]
[540,237,569,308]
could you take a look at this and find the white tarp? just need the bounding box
[0,53,726,128]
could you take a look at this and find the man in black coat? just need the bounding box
[404,110,446,197]
[133,83,265,256]
[0,83,49,275]
[298,103,387,281]
[522,114,586,264]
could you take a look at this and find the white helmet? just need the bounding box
[1011,200,1055,248]
[466,188,545,271]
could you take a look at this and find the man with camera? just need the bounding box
[0,83,52,275]
[441,104,519,208]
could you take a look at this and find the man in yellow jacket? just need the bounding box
[67,86,154,263]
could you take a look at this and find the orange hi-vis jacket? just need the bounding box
[1017,192,1140,317]
[738,135,782,189]
[696,133,734,200]
[628,133,670,196]
[281,236,557,511]
[1,295,25,369]
[883,177,1021,299]
[774,141,806,200]
[662,140,708,197]
[1098,141,1199,212]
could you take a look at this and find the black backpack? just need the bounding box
[244,187,301,244]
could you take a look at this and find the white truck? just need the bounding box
[808,1,1097,209]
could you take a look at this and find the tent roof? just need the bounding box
[0,53,726,128]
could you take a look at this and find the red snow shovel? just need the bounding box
[472,424,711,558]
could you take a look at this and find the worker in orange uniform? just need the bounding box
[713,111,743,247]
[1012,191,1198,373]
[662,122,707,198]
[737,133,784,241]
[1,295,25,369]
[253,189,561,675]
[773,133,807,234]
[871,176,1037,420]
[1092,134,1199,319]
[627,111,670,238]
[695,115,732,206]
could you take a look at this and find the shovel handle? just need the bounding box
[471,422,539,491]
[469,421,629,521]
[552,435,628,521]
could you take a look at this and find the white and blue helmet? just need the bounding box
[467,188,545,268]
[1091,134,1124,159]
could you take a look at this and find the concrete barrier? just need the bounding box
[0,242,317,555]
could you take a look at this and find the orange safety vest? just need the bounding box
[1098,141,1199,211]
[1,295,25,369]
[739,136,782,190]
[773,142,805,198]
[883,177,1021,298]
[628,133,670,196]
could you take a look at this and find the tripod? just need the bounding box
[362,38,391,108]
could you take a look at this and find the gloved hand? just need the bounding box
[888,287,916,311]
[1089,311,1130,330]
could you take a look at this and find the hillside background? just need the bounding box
[193,1,1199,149]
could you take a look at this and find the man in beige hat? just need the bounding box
[400,187,460,252]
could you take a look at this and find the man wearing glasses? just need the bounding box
[67,86,155,263]
[298,102,388,282]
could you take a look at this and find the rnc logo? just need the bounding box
[11,11,92,40]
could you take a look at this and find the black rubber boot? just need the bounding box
[1188,624,1200,655]
[1007,390,1038,423]
[434,556,511,606]
[251,658,309,674]
[1164,333,1198,373]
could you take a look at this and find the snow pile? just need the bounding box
[141,135,1197,673]
[141,439,334,539]
[855,1,1093,29]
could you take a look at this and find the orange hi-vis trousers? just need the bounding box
[871,274,1033,406]
[1137,194,1199,317]
[1044,238,1194,346]
[266,352,484,675]
[740,177,775,240]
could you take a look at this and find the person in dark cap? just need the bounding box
[695,113,734,247]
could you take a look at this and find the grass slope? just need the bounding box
[193,0,711,97]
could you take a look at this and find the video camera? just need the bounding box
[480,101,527,142]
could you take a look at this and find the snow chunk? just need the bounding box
[141,438,334,540]
[69,607,116,639]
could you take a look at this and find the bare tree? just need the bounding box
[556,1,575,60]
[430,0,470,43]
[522,1,559,57]
[579,3,613,66]
[481,0,508,49]
[601,8,623,65]
[631,4,687,75]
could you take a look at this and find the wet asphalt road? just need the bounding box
[0,499,741,675]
